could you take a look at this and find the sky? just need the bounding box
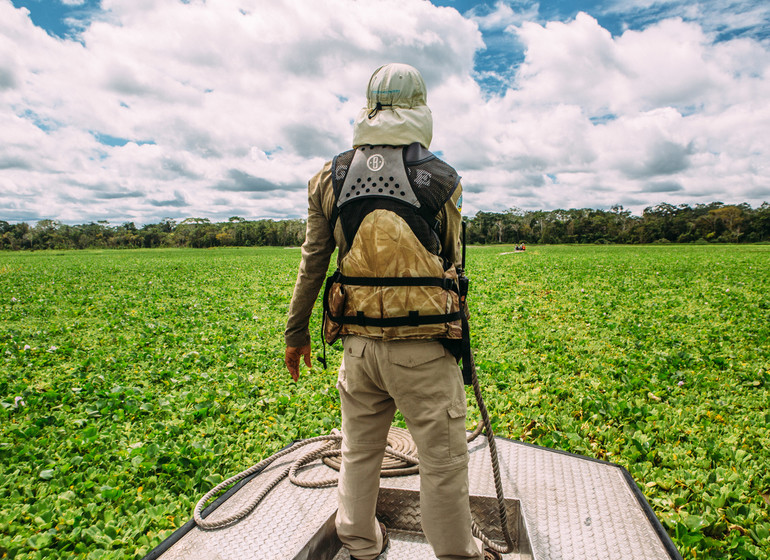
[1,0,769,226]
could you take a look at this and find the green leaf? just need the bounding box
[26,533,53,550]
[39,469,55,480]
[683,515,709,531]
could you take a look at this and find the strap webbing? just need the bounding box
[460,310,473,385]
[336,273,458,291]
[330,310,462,328]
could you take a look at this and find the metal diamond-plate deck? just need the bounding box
[465,438,672,559]
[330,530,531,560]
[151,436,678,560]
[158,442,341,560]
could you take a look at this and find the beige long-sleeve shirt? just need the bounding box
[284,159,463,348]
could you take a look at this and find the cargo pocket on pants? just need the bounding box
[338,336,367,392]
[447,399,468,458]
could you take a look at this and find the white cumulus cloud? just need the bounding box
[0,0,768,225]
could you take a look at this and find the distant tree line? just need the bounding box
[1,202,768,251]
[0,217,306,251]
[467,202,770,245]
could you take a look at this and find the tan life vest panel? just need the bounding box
[323,143,463,343]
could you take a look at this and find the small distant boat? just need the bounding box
[143,433,681,559]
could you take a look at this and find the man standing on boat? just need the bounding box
[285,63,497,560]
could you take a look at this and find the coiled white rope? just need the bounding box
[194,426,429,528]
[193,418,512,553]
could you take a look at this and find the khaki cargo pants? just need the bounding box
[335,336,482,560]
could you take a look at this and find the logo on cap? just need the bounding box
[366,154,385,172]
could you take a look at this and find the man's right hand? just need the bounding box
[285,344,312,382]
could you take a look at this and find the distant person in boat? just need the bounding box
[285,63,497,559]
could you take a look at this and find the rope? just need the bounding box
[193,374,515,554]
[193,434,341,530]
[193,427,423,530]
[320,426,419,477]
[468,351,516,554]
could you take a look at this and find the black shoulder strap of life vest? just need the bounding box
[330,148,356,232]
[329,144,459,253]
[403,143,461,235]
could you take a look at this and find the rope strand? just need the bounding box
[193,373,515,554]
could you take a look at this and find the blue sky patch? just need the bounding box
[11,0,101,39]
[21,109,60,132]
[92,133,155,148]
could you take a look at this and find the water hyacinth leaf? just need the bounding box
[38,469,55,480]
[26,533,53,550]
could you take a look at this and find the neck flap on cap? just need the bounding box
[352,63,433,149]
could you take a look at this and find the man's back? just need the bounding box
[285,63,493,560]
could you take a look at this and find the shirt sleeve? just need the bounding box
[284,163,336,347]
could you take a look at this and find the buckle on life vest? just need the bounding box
[356,311,366,326]
[408,310,420,326]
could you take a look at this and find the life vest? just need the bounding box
[323,142,463,343]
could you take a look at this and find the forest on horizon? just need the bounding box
[2,201,769,251]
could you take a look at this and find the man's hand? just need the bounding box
[285,344,312,382]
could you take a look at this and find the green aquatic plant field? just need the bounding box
[1,245,768,559]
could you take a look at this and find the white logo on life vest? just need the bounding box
[366,154,385,172]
